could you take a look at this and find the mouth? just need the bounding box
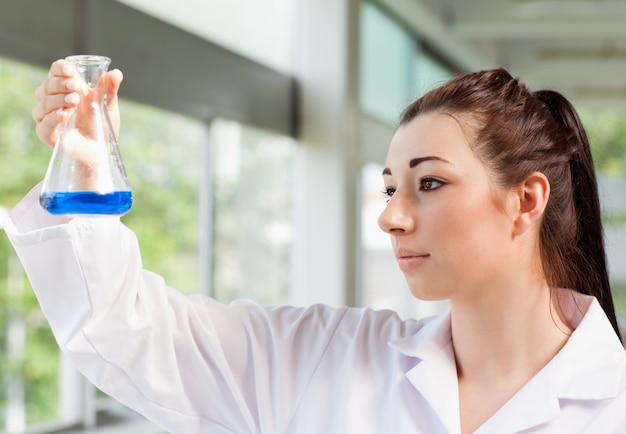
[395,249,430,271]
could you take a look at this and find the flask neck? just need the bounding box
[66,55,111,88]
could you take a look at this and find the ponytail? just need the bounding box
[534,90,621,341]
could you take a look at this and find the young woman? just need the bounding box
[6,61,626,433]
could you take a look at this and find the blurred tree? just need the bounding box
[0,57,60,426]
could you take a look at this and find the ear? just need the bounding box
[512,171,550,236]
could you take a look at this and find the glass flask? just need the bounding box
[40,55,133,216]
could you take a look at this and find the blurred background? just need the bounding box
[0,0,625,432]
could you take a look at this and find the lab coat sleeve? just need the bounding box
[4,185,349,433]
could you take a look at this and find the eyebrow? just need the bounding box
[382,156,452,175]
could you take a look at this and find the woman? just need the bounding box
[6,61,626,433]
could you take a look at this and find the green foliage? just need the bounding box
[0,60,51,204]
[581,109,626,177]
[117,100,203,294]
[612,282,626,320]
[0,58,59,426]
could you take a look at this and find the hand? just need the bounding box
[32,59,123,147]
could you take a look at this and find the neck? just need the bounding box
[451,279,575,434]
[450,278,571,383]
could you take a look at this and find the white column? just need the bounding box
[290,0,362,307]
[198,122,214,297]
[59,354,94,427]
[6,253,26,433]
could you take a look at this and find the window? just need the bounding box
[210,119,295,305]
[581,109,626,322]
[359,2,417,125]
[0,56,205,431]
[359,3,453,127]
[0,57,59,432]
[119,100,205,295]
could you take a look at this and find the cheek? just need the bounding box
[431,193,510,272]
[401,187,514,300]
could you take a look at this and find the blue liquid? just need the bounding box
[40,191,133,216]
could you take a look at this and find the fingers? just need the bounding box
[32,87,78,122]
[47,59,75,78]
[33,60,82,146]
[33,60,80,121]
[35,74,80,103]
[103,69,123,112]
[34,109,63,147]
[107,69,123,97]
[104,69,123,138]
[33,60,124,146]
[41,59,77,99]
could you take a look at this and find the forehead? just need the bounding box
[385,113,477,168]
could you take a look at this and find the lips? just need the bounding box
[395,248,430,271]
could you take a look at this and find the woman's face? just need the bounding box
[378,113,517,303]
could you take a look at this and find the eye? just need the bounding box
[420,177,444,191]
[381,187,396,202]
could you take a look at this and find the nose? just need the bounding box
[377,192,416,235]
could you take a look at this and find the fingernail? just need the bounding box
[64,93,78,104]
[66,80,77,91]
[62,65,73,75]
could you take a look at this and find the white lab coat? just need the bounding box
[5,185,626,434]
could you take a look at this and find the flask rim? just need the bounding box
[65,54,111,65]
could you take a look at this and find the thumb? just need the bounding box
[106,69,123,106]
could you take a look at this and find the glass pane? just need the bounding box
[581,110,626,321]
[360,2,417,125]
[411,50,453,99]
[0,57,61,430]
[210,119,295,305]
[116,0,295,74]
[359,3,455,126]
[118,100,205,295]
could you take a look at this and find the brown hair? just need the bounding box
[401,68,621,340]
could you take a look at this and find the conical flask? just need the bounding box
[40,55,132,216]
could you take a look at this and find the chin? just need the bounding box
[407,283,449,302]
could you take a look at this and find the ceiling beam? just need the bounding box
[516,59,626,86]
[450,0,626,39]
[454,20,626,40]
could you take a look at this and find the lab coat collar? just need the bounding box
[481,297,625,433]
[553,297,625,400]
[388,295,626,433]
[389,310,452,360]
[389,312,461,433]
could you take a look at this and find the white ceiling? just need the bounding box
[419,0,626,110]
